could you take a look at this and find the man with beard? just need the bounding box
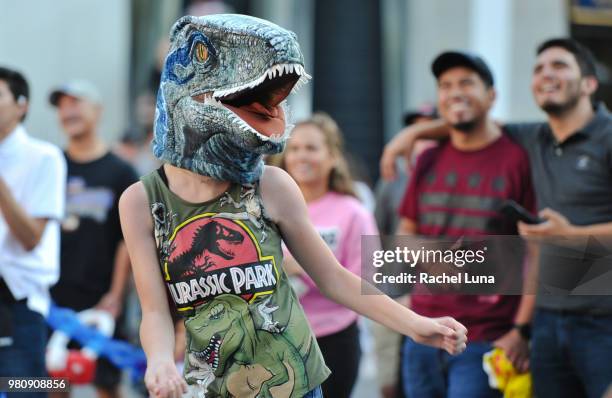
[382,38,612,398]
[500,38,612,398]
[396,52,535,398]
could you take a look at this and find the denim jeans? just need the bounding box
[0,301,48,398]
[402,338,501,398]
[531,309,612,398]
[303,385,323,398]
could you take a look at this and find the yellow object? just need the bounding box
[482,348,532,398]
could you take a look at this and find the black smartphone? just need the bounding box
[499,199,542,224]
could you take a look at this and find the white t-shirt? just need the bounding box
[0,125,66,316]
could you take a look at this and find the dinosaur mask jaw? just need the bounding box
[193,63,309,140]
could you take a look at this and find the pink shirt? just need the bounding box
[295,191,378,337]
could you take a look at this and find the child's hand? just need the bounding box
[410,315,467,355]
[145,359,188,398]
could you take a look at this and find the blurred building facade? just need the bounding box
[0,0,131,146]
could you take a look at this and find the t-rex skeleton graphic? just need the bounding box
[151,202,175,263]
[213,184,271,243]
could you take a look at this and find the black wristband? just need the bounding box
[513,323,531,340]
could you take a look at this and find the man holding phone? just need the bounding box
[383,38,612,398]
[501,39,612,398]
[499,200,542,225]
[396,51,536,398]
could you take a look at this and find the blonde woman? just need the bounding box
[279,113,376,397]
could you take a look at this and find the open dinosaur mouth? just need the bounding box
[202,63,309,139]
[220,72,296,136]
[194,333,223,371]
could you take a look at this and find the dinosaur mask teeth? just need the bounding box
[204,63,309,139]
[213,63,310,100]
[187,64,308,141]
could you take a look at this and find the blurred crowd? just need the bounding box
[0,6,612,398]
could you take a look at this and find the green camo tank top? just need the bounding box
[141,169,330,398]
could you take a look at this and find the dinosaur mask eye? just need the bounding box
[195,42,209,63]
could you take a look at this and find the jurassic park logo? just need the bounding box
[163,214,279,311]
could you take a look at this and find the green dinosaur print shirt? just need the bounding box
[141,169,330,398]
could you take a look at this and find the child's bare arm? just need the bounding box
[119,182,187,398]
[261,167,467,354]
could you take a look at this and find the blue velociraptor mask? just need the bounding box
[153,14,310,183]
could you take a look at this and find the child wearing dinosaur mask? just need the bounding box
[119,14,467,398]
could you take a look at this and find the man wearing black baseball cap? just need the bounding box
[431,51,495,87]
[396,51,535,397]
[429,51,497,133]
